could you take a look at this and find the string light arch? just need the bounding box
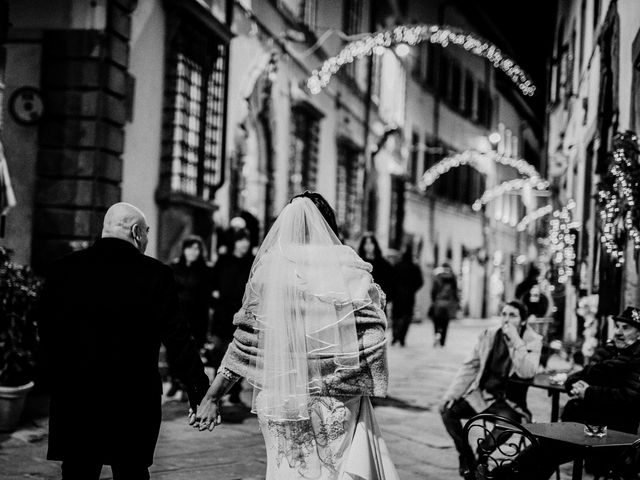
[307,24,536,97]
[471,178,549,212]
[419,150,545,191]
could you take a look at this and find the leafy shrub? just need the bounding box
[0,247,42,386]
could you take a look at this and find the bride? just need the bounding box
[193,191,399,480]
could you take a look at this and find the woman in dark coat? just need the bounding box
[168,236,213,397]
[357,232,394,302]
[171,236,213,349]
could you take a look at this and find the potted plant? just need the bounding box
[0,246,42,432]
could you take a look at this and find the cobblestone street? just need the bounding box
[0,317,572,480]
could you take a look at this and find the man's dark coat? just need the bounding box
[37,238,210,466]
[564,340,640,434]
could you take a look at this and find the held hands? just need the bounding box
[570,380,589,400]
[188,396,222,432]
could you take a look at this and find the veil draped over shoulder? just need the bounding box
[241,197,365,421]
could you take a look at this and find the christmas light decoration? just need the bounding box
[471,178,549,212]
[516,205,553,231]
[597,131,640,266]
[307,24,536,97]
[419,150,544,190]
[549,200,578,284]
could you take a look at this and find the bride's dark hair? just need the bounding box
[291,191,339,237]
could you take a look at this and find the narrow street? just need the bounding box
[0,317,570,480]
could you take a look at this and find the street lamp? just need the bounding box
[488,132,501,147]
[394,43,410,57]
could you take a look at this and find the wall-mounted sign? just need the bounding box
[9,86,44,126]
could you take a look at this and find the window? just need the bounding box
[409,131,420,183]
[162,22,227,201]
[378,49,406,127]
[343,0,363,80]
[450,61,462,110]
[476,85,487,125]
[463,71,475,117]
[336,141,361,237]
[289,105,321,198]
[426,42,437,88]
[389,176,405,250]
[438,54,450,100]
[579,0,586,72]
[302,0,317,30]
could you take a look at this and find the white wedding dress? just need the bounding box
[258,395,399,480]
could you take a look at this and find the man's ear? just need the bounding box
[131,224,140,240]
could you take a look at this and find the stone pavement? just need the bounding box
[0,318,572,479]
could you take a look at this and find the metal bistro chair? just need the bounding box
[463,413,540,480]
[602,439,640,480]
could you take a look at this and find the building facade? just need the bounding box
[547,0,640,340]
[0,0,543,320]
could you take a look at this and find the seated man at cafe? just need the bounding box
[440,300,542,480]
[511,306,640,480]
[562,305,640,435]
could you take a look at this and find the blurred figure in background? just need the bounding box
[391,245,423,346]
[357,232,394,302]
[515,265,540,301]
[216,216,247,255]
[210,228,253,405]
[167,236,213,398]
[430,262,459,347]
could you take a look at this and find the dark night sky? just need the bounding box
[467,0,560,115]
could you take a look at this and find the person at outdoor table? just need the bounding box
[562,305,640,434]
[510,305,640,480]
[440,300,543,480]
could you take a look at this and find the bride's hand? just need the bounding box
[190,396,222,432]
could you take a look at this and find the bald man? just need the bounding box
[37,203,210,480]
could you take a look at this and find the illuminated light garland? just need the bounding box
[516,205,553,231]
[307,24,536,97]
[597,132,640,267]
[419,150,544,190]
[548,200,578,284]
[471,178,549,212]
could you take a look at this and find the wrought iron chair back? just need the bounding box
[463,413,540,480]
[603,439,640,480]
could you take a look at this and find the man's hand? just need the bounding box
[501,323,520,343]
[189,397,222,432]
[440,397,455,412]
[570,380,589,399]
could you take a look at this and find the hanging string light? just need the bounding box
[596,131,640,266]
[419,150,544,190]
[471,178,549,212]
[516,205,553,231]
[307,24,536,97]
[548,200,578,284]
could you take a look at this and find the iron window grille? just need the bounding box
[336,141,362,238]
[161,23,227,202]
[288,105,321,198]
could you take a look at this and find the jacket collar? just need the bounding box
[92,237,141,256]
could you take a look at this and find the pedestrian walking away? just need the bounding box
[167,235,214,398]
[193,191,399,480]
[430,262,459,347]
[36,203,210,480]
[391,245,423,346]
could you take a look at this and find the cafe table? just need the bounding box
[510,372,567,422]
[523,422,639,480]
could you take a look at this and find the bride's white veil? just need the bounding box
[242,196,361,421]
